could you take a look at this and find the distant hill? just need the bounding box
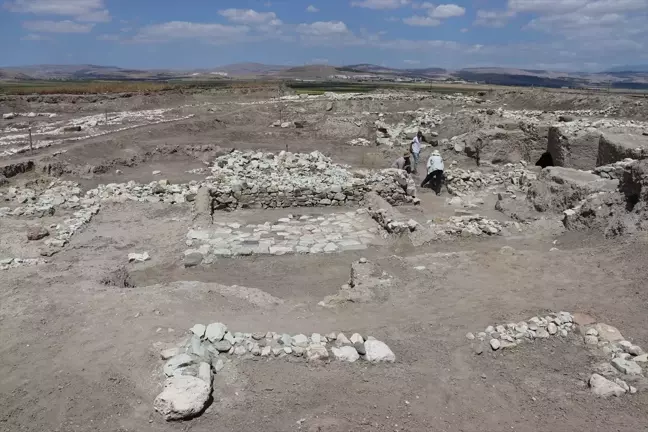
[605,65,648,73]
[1,62,647,89]
[212,62,289,76]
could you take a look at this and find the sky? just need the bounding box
[1,0,647,71]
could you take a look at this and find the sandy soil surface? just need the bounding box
[1,86,648,432]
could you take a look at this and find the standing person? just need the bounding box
[421,150,445,195]
[391,151,412,174]
[410,131,423,174]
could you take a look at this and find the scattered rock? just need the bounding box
[164,354,195,377]
[27,226,49,241]
[589,373,626,397]
[594,323,624,343]
[184,252,203,268]
[190,324,206,338]
[354,341,366,355]
[332,346,359,362]
[306,344,329,362]
[490,339,501,351]
[128,252,150,263]
[205,323,227,342]
[611,358,643,375]
[213,340,232,352]
[292,334,309,348]
[350,333,364,344]
[154,376,210,421]
[334,333,351,346]
[364,339,395,363]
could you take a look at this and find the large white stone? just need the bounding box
[332,346,360,362]
[154,376,211,421]
[205,322,227,342]
[364,339,395,363]
[589,373,626,398]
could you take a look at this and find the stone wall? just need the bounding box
[597,133,648,166]
[547,126,601,170]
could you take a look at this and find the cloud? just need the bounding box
[296,21,349,36]
[218,9,282,25]
[306,5,319,12]
[133,21,249,43]
[412,2,435,9]
[403,16,441,26]
[474,10,516,27]
[21,33,51,40]
[6,0,111,22]
[22,19,94,33]
[428,4,465,18]
[351,0,410,9]
[403,59,420,64]
[460,27,468,32]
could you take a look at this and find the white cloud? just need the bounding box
[460,27,468,32]
[306,5,319,12]
[6,0,111,22]
[297,21,349,36]
[404,59,420,64]
[403,15,441,26]
[218,9,282,25]
[508,0,589,14]
[428,4,465,18]
[474,10,516,27]
[133,21,249,43]
[351,0,410,9]
[22,19,94,33]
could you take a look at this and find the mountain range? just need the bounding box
[1,63,647,89]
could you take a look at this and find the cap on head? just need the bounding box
[432,150,441,156]
[404,151,410,157]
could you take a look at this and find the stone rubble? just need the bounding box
[205,150,417,209]
[445,162,537,196]
[347,138,371,147]
[155,322,395,420]
[183,210,378,264]
[429,214,520,237]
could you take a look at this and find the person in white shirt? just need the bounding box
[421,150,445,195]
[409,131,423,174]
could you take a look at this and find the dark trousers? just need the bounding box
[421,170,444,194]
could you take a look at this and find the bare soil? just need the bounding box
[1,87,648,432]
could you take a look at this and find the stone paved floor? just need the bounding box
[185,209,380,261]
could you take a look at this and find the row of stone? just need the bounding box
[581,323,645,397]
[154,323,395,421]
[467,312,575,352]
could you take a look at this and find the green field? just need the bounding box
[0,78,492,96]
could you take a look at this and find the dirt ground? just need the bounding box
[1,87,648,432]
